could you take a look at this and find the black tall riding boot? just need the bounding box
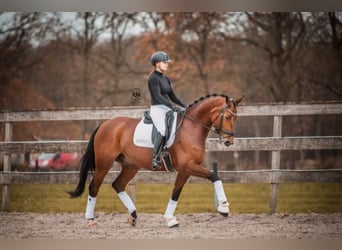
[151,133,165,170]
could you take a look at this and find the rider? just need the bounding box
[148,51,187,169]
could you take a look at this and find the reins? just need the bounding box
[175,104,236,138]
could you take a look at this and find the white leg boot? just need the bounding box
[164,199,179,228]
[85,195,96,220]
[85,195,97,227]
[117,191,137,226]
[213,180,230,216]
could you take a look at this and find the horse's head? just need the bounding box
[210,95,244,146]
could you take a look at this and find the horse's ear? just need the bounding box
[235,95,245,105]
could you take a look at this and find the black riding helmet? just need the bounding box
[150,51,172,66]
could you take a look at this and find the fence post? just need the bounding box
[2,122,13,211]
[269,115,282,214]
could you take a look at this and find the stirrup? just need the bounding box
[151,157,162,170]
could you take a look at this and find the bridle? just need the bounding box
[211,104,237,138]
[178,102,237,141]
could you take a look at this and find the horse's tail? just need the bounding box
[68,126,99,198]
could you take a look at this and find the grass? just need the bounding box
[277,183,342,213]
[1,183,341,214]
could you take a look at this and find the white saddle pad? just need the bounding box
[133,115,177,148]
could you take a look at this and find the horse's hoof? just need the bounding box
[217,201,230,216]
[219,212,229,217]
[87,219,97,228]
[128,215,137,226]
[166,216,179,228]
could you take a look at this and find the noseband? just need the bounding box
[212,104,237,138]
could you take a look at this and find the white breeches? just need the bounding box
[150,105,172,136]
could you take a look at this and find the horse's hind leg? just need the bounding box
[112,164,139,226]
[85,153,115,222]
[164,173,190,227]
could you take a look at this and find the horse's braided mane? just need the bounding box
[187,93,229,109]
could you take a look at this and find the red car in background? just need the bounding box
[29,152,80,171]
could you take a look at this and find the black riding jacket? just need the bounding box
[148,70,186,109]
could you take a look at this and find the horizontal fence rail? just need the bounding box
[1,169,342,185]
[1,136,342,153]
[1,103,342,122]
[1,102,342,213]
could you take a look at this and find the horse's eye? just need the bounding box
[225,116,231,121]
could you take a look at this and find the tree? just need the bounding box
[92,12,141,106]
[0,12,62,108]
[134,12,238,102]
[71,12,106,107]
[304,12,342,99]
[221,12,307,102]
[168,12,231,95]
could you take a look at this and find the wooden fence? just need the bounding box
[1,103,342,213]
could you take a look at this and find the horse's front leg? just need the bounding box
[210,170,229,217]
[164,172,190,228]
[186,162,230,217]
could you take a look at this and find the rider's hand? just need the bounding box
[172,106,180,112]
[172,106,186,112]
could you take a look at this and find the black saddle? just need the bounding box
[143,110,153,124]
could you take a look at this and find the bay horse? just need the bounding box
[68,93,244,228]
